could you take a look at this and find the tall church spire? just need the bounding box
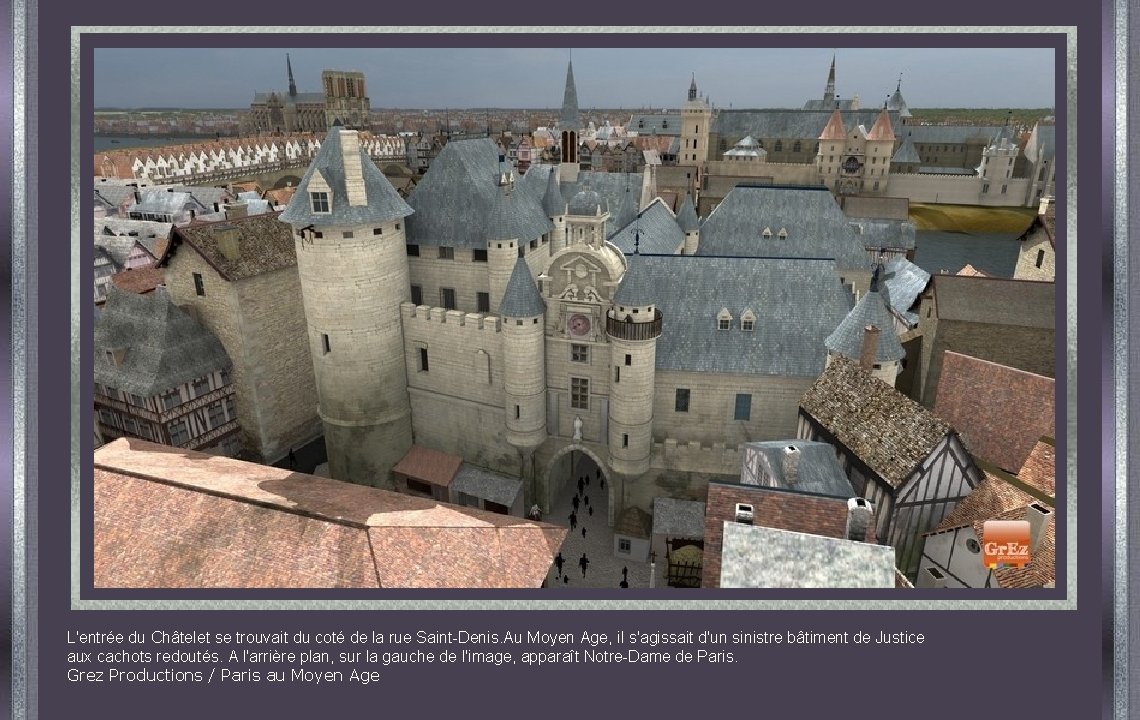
[688,73,698,102]
[823,54,836,106]
[287,53,297,98]
[560,57,580,129]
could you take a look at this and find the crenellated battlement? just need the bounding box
[400,302,502,332]
[652,438,742,475]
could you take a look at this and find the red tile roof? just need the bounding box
[392,445,463,487]
[866,107,896,142]
[973,506,1055,588]
[93,438,564,588]
[110,266,165,294]
[819,108,846,140]
[933,352,1055,473]
[1017,439,1056,497]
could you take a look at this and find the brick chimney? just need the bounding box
[846,497,873,541]
[216,224,242,261]
[781,445,801,484]
[859,324,880,371]
[1025,502,1052,551]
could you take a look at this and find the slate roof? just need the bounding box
[405,138,551,249]
[887,83,912,117]
[931,275,1055,329]
[932,352,1055,473]
[905,125,1004,145]
[917,166,976,176]
[613,252,659,307]
[279,128,413,227]
[253,91,325,104]
[630,114,682,136]
[620,256,851,376]
[129,190,193,216]
[499,257,546,317]
[719,523,896,588]
[608,199,684,255]
[93,438,565,588]
[676,194,699,233]
[740,440,855,497]
[696,185,871,271]
[94,184,140,210]
[163,213,297,281]
[559,170,643,235]
[651,497,705,539]
[541,166,566,216]
[800,356,953,488]
[94,288,231,397]
[164,184,233,210]
[452,464,523,508]
[568,188,607,216]
[714,108,899,141]
[892,131,921,164]
[825,289,905,363]
[881,255,930,322]
[850,218,916,251]
[560,61,580,128]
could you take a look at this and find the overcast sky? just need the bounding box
[94,47,1056,110]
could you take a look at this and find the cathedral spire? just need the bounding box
[560,56,580,129]
[688,73,698,102]
[823,54,836,106]
[287,53,297,98]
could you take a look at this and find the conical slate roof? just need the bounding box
[676,194,699,232]
[887,77,911,118]
[499,257,546,317]
[94,288,232,397]
[541,166,566,217]
[560,61,580,129]
[892,131,921,164]
[614,251,656,307]
[280,128,413,226]
[825,289,904,364]
[486,189,534,242]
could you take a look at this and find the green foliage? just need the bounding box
[907,108,1054,127]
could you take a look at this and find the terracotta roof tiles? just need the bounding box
[392,445,463,487]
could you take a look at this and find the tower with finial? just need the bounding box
[280,122,416,489]
[864,103,896,193]
[287,53,298,99]
[823,54,837,107]
[677,193,700,254]
[607,245,661,478]
[977,110,1020,201]
[681,73,712,172]
[558,53,581,183]
[500,257,548,479]
[824,264,904,386]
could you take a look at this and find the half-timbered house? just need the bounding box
[797,355,982,578]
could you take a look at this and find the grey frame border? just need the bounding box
[1115,1,1131,719]
[68,27,1076,611]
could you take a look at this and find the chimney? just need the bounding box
[340,129,368,206]
[733,503,754,525]
[224,201,248,221]
[920,566,947,589]
[1025,502,1052,551]
[216,224,242,261]
[782,445,801,485]
[859,324,880,371]
[846,497,873,541]
[1038,195,1050,217]
[134,190,142,204]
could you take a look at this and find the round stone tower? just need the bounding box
[500,257,548,481]
[541,166,568,253]
[280,125,415,489]
[606,249,661,477]
[676,193,700,255]
[486,178,521,313]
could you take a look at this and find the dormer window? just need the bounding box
[310,191,329,213]
[741,309,756,332]
[105,347,127,366]
[762,227,772,239]
[778,228,787,239]
[717,308,732,330]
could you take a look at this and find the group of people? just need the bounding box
[550,468,628,588]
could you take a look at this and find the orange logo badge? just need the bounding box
[982,520,1032,569]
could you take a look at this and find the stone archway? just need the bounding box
[541,442,613,522]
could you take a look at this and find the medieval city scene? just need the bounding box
[91,47,1058,590]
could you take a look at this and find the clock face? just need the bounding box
[568,313,591,336]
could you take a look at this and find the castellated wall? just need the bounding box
[400,303,519,475]
[886,174,1032,207]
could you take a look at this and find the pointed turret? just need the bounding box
[501,257,547,459]
[688,73,699,102]
[887,74,911,118]
[866,106,895,142]
[499,256,546,317]
[677,193,700,255]
[825,268,904,386]
[819,107,846,140]
[542,165,566,217]
[608,252,660,476]
[892,130,921,169]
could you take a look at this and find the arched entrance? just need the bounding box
[541,443,612,521]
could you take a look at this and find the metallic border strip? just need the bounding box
[73,29,1076,612]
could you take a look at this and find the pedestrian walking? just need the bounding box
[563,575,569,584]
[579,554,590,577]
[588,506,593,517]
[572,495,580,512]
[600,476,605,490]
[287,448,297,469]
[585,474,590,487]
[622,566,628,581]
[577,477,585,495]
[568,512,577,530]
[595,468,600,480]
[554,552,564,578]
[619,579,629,588]
[581,526,587,539]
[584,495,589,507]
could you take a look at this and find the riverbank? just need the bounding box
[909,203,1037,233]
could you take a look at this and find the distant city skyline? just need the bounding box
[95,46,1056,112]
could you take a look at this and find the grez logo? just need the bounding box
[981,520,1032,569]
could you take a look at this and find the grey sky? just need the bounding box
[94,46,1056,110]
